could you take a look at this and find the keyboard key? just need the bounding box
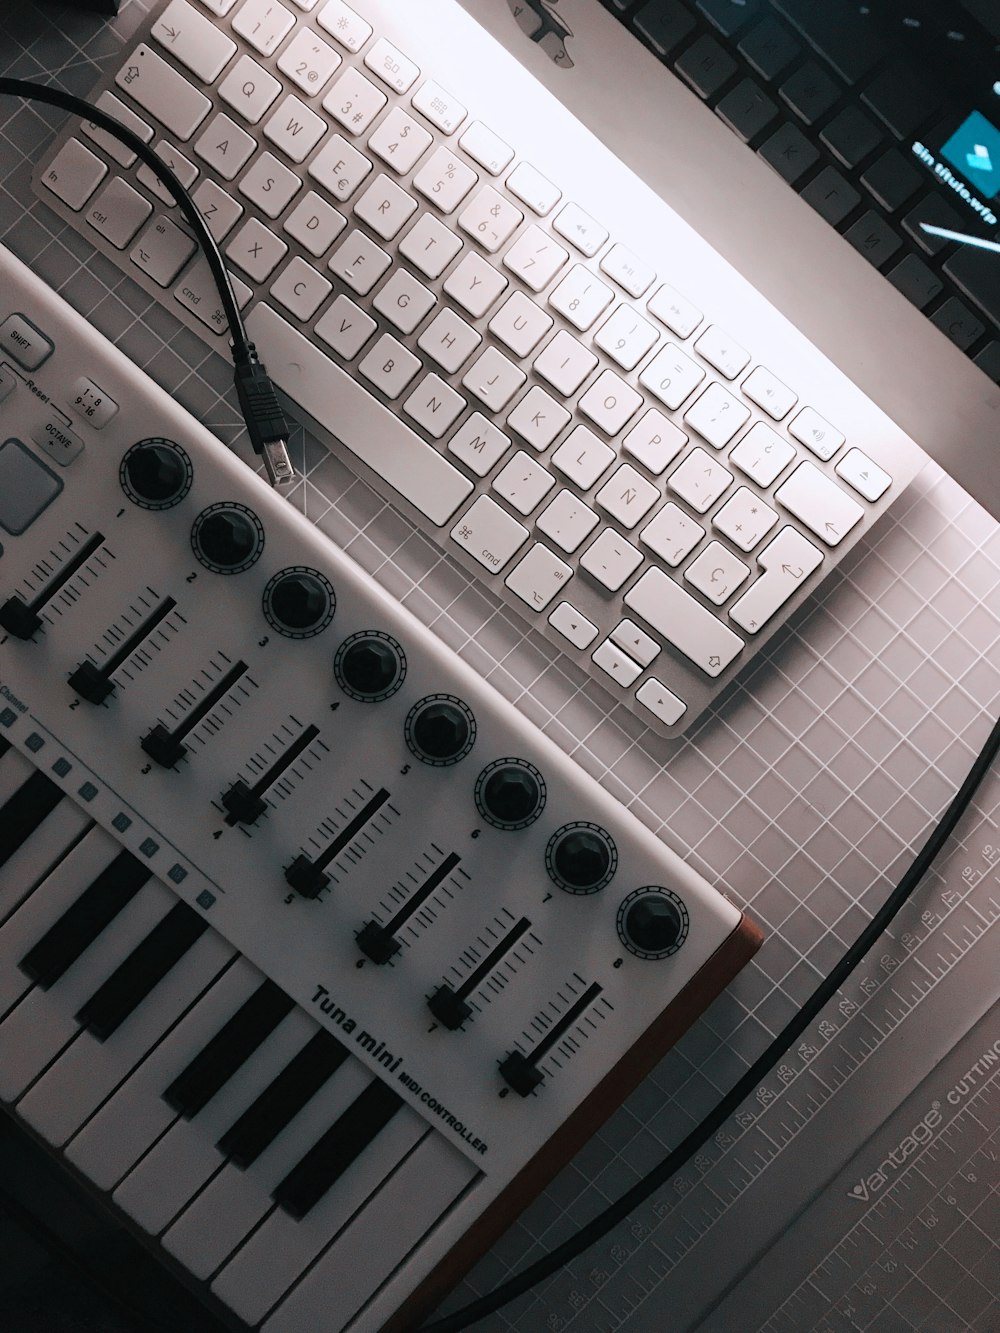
[503,224,569,291]
[930,297,984,352]
[551,425,615,488]
[729,525,824,632]
[611,618,660,667]
[488,292,552,358]
[417,306,481,373]
[367,106,433,174]
[152,0,237,82]
[136,140,198,206]
[580,529,643,592]
[548,599,599,649]
[20,850,151,988]
[353,173,418,240]
[283,190,345,254]
[835,447,891,502]
[363,37,419,94]
[398,212,463,278]
[226,217,287,281]
[492,451,556,515]
[459,121,514,175]
[595,463,659,528]
[327,229,390,293]
[579,369,643,435]
[537,489,600,553]
[592,638,642,687]
[624,568,744,675]
[130,215,198,286]
[716,78,778,143]
[504,542,572,610]
[445,253,508,317]
[316,0,371,52]
[599,243,655,298]
[270,256,332,320]
[595,306,659,370]
[887,253,943,311]
[694,324,749,379]
[193,112,256,180]
[0,771,63,870]
[410,80,467,135]
[506,161,560,215]
[758,122,819,185]
[771,0,886,83]
[372,267,435,333]
[314,294,376,357]
[246,303,473,524]
[902,194,965,255]
[820,106,884,169]
[622,409,687,475]
[667,446,733,511]
[532,329,598,395]
[450,495,529,571]
[307,134,372,201]
[402,373,465,437]
[192,178,243,241]
[447,412,509,476]
[742,365,796,419]
[165,979,295,1117]
[775,460,864,545]
[218,54,282,123]
[712,486,779,551]
[264,94,327,162]
[231,0,295,56]
[778,61,839,126]
[639,342,705,409]
[40,138,107,211]
[697,0,760,37]
[86,177,152,250]
[647,283,702,338]
[860,148,922,212]
[788,406,843,460]
[82,92,153,167]
[115,45,211,140]
[636,678,686,727]
[553,202,608,257]
[737,17,801,81]
[358,333,422,398]
[674,34,738,100]
[75,900,208,1040]
[461,346,525,410]
[800,166,860,226]
[944,245,1000,329]
[861,61,936,140]
[506,385,570,450]
[175,257,251,333]
[634,0,695,57]
[548,264,614,330]
[323,67,386,135]
[685,541,750,603]
[413,145,478,213]
[276,28,342,94]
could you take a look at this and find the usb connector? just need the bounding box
[234,348,295,488]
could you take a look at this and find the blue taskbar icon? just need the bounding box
[942,110,1000,199]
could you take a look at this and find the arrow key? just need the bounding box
[610,618,660,667]
[547,600,598,650]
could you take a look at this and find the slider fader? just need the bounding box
[0,243,761,1332]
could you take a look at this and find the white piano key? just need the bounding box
[0,877,174,1101]
[0,743,34,803]
[211,1098,428,1325]
[261,1133,476,1333]
[0,826,119,1017]
[66,956,262,1190]
[162,1057,369,1279]
[0,798,91,915]
[113,1002,316,1234]
[17,919,235,1147]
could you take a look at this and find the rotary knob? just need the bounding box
[475,759,545,830]
[405,695,476,766]
[120,439,192,509]
[191,503,264,574]
[335,631,405,701]
[617,887,689,959]
[263,567,335,638]
[546,823,617,894]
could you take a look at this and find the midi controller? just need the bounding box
[0,243,761,1331]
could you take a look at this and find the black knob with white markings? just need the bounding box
[120,438,192,509]
[335,631,405,701]
[263,567,335,638]
[617,887,689,959]
[405,695,475,766]
[474,758,545,830]
[191,503,263,574]
[546,823,617,894]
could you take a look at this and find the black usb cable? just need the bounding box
[0,77,295,488]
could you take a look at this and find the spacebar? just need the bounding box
[245,304,474,526]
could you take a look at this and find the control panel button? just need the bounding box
[69,376,119,428]
[405,695,476,766]
[263,567,336,638]
[31,412,84,466]
[191,502,264,573]
[335,631,405,701]
[545,822,617,894]
[0,439,63,535]
[617,887,689,959]
[121,438,192,509]
[474,758,545,830]
[0,314,54,370]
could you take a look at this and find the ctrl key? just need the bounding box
[0,439,63,535]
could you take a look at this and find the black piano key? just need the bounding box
[272,1081,403,1220]
[164,980,295,1118]
[0,771,63,869]
[20,849,152,987]
[218,1030,348,1168]
[74,901,207,1040]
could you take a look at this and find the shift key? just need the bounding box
[116,45,211,141]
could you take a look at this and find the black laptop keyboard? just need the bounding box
[601,0,1000,384]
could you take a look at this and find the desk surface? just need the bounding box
[1,4,998,1330]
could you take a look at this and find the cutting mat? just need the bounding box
[0,3,998,1329]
